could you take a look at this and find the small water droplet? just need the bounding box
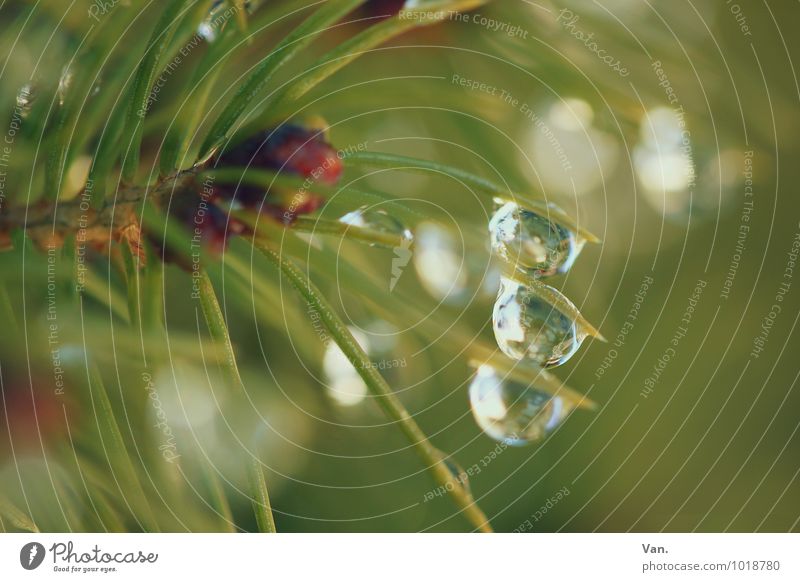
[323,327,370,406]
[413,222,500,304]
[442,456,471,496]
[493,276,582,367]
[403,0,441,8]
[57,65,74,106]
[431,448,472,497]
[633,107,696,215]
[361,320,399,354]
[469,364,572,446]
[339,205,413,246]
[489,199,584,277]
[15,82,37,117]
[197,0,234,42]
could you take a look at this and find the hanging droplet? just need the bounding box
[469,364,572,446]
[15,82,37,118]
[57,65,74,107]
[413,222,500,304]
[339,205,414,247]
[489,199,584,278]
[493,276,582,367]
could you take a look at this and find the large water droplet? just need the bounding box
[469,364,573,446]
[489,199,584,277]
[339,205,414,247]
[492,276,582,367]
[413,222,500,304]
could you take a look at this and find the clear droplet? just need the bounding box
[339,205,414,246]
[442,456,471,496]
[493,276,582,367]
[469,364,573,446]
[431,447,472,496]
[57,65,74,106]
[489,199,584,277]
[403,0,455,11]
[633,107,696,215]
[323,327,370,406]
[152,362,216,431]
[413,222,500,304]
[197,0,230,42]
[91,78,103,97]
[361,320,399,354]
[525,98,619,196]
[58,66,101,107]
[15,82,37,117]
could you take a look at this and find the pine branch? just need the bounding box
[254,238,494,533]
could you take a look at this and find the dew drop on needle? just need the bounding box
[492,276,582,367]
[339,205,414,247]
[469,364,573,446]
[489,198,583,278]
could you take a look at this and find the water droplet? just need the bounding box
[549,98,594,131]
[429,450,473,496]
[492,276,582,367]
[15,82,37,117]
[57,65,73,106]
[339,205,413,246]
[402,0,455,10]
[197,1,228,42]
[442,455,471,496]
[413,222,500,304]
[469,364,573,446]
[197,0,247,42]
[152,362,217,431]
[361,320,399,354]
[91,78,102,97]
[633,106,696,214]
[525,98,619,196]
[197,21,216,42]
[323,327,370,406]
[489,199,584,277]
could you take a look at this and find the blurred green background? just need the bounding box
[0,0,798,532]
